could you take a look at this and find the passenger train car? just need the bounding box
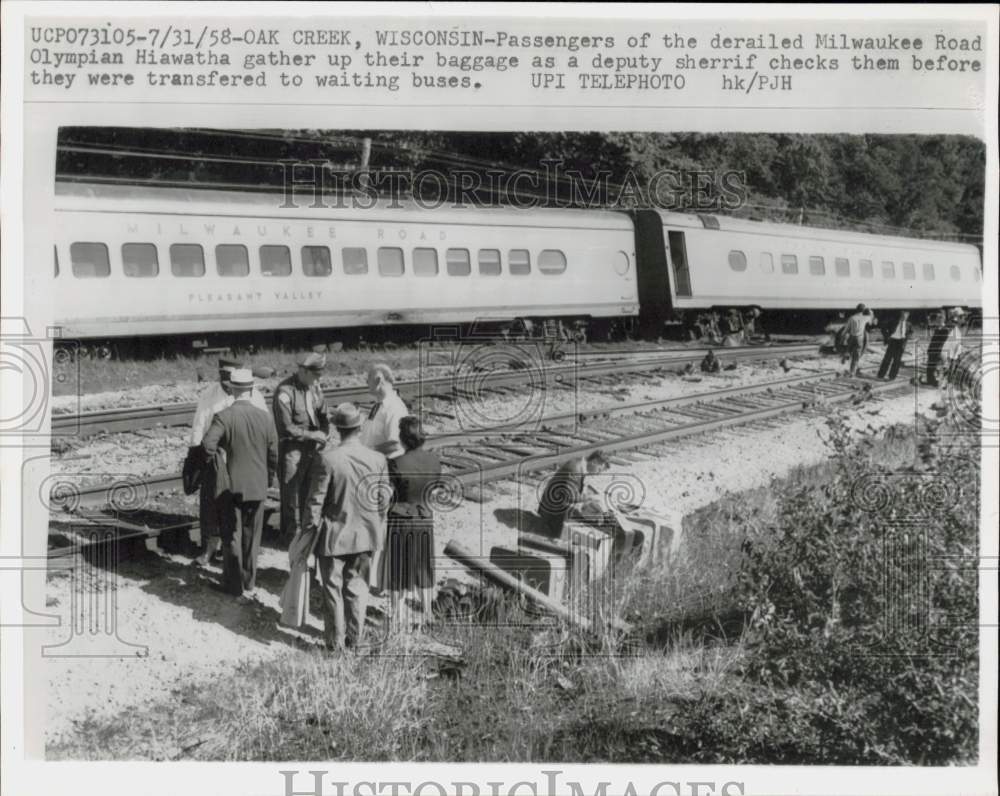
[52,181,982,353]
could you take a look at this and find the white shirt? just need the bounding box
[942,325,963,362]
[190,383,268,446]
[360,387,408,460]
[890,319,908,340]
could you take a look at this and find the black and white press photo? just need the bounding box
[38,127,985,764]
[1,6,996,796]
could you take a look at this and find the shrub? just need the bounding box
[732,413,979,764]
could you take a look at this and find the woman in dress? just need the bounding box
[386,416,441,631]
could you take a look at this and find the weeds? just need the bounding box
[48,416,980,764]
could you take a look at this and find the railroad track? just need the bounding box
[51,343,818,438]
[48,370,911,554]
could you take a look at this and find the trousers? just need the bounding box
[279,442,318,539]
[218,494,264,596]
[877,338,907,380]
[318,551,372,650]
[198,465,222,541]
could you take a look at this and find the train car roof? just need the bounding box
[53,180,634,231]
[653,209,981,256]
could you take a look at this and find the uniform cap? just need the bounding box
[228,368,254,389]
[332,402,362,429]
[298,352,327,371]
[856,303,867,312]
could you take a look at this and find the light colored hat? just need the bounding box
[298,352,327,371]
[332,402,362,429]
[228,368,254,389]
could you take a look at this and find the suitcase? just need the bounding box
[519,531,590,600]
[611,507,683,567]
[489,545,569,602]
[563,521,614,583]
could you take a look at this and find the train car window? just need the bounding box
[859,259,874,278]
[170,244,205,277]
[759,253,774,273]
[216,245,249,277]
[808,256,826,276]
[881,261,896,279]
[922,263,935,280]
[342,247,368,275]
[835,258,850,277]
[54,246,59,277]
[509,249,531,275]
[478,249,502,276]
[728,251,747,272]
[413,248,439,277]
[70,242,111,278]
[123,243,159,278]
[378,247,405,277]
[260,245,291,276]
[446,248,471,276]
[780,254,798,275]
[949,265,961,281]
[301,246,332,277]
[902,262,916,280]
[539,250,567,274]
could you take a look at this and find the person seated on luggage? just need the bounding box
[700,349,721,374]
[537,450,611,538]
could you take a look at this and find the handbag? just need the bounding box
[181,446,204,496]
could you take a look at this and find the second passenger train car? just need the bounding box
[51,181,982,353]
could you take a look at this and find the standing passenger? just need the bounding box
[386,416,441,631]
[273,353,330,542]
[877,311,912,381]
[307,404,390,652]
[360,362,409,589]
[843,304,872,377]
[202,370,278,601]
[189,358,267,567]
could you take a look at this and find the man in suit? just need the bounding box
[306,403,390,651]
[537,450,611,538]
[274,352,330,543]
[877,310,913,381]
[189,358,268,567]
[202,369,279,600]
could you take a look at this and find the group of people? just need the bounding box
[838,303,966,383]
[693,307,763,345]
[186,355,441,652]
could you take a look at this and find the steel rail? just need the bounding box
[51,372,906,519]
[51,343,819,438]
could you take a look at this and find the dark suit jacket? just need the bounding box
[388,448,443,518]
[307,437,389,556]
[202,399,278,502]
[538,457,587,532]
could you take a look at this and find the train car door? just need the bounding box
[631,209,674,338]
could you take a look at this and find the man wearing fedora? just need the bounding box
[202,369,279,600]
[274,352,331,543]
[189,358,267,567]
[305,402,389,651]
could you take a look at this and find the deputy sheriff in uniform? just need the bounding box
[189,358,268,567]
[273,352,330,541]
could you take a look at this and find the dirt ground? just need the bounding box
[42,366,938,752]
